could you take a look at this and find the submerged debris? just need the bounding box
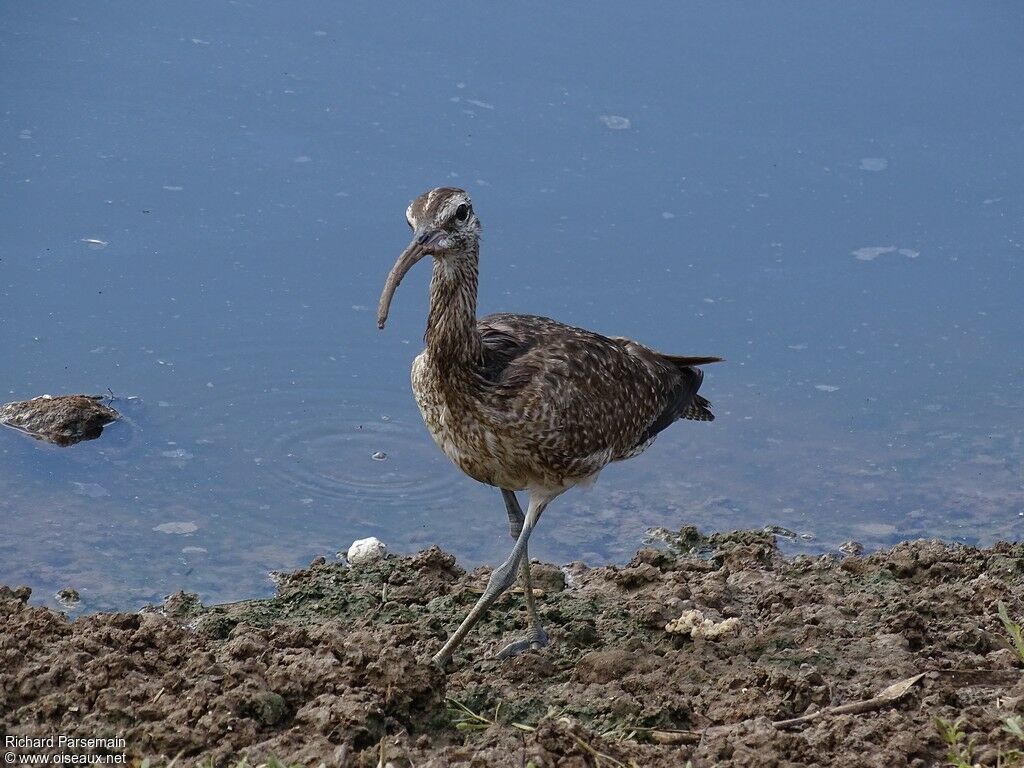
[764,524,798,540]
[0,394,119,446]
[55,587,80,609]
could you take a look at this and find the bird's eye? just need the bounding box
[454,203,469,222]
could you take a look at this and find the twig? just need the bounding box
[628,726,702,746]
[773,673,925,729]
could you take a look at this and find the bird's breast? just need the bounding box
[410,352,526,489]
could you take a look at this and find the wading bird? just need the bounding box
[377,187,720,669]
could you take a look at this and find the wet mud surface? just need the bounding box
[3,528,1024,766]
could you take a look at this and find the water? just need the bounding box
[2,2,1022,611]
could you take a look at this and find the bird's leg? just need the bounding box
[495,539,551,659]
[432,493,551,669]
[502,488,525,540]
[496,490,549,659]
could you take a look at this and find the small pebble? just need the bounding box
[347,537,387,566]
[371,451,387,461]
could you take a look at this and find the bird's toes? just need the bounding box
[494,637,533,660]
[494,628,549,660]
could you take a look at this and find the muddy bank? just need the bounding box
[3,528,1024,766]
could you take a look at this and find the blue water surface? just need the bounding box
[1,2,1022,611]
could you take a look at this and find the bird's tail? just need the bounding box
[662,355,720,422]
[662,355,723,367]
[681,393,715,422]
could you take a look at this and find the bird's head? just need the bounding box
[377,187,480,329]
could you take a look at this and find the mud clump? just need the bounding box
[3,531,1024,766]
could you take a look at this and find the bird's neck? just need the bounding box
[425,249,484,371]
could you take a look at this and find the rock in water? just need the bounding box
[0,394,119,446]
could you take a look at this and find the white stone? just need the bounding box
[347,536,387,566]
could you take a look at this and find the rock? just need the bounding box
[250,690,288,726]
[839,540,865,556]
[347,536,387,566]
[0,394,119,446]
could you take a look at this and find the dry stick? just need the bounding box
[614,673,930,745]
[645,728,702,746]
[773,673,926,729]
[773,668,1024,730]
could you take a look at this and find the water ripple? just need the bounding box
[259,408,458,508]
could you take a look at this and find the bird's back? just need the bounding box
[469,312,718,485]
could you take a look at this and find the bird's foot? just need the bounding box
[494,625,549,660]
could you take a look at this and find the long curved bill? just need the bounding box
[377,240,427,330]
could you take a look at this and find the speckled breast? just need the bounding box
[410,352,520,489]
